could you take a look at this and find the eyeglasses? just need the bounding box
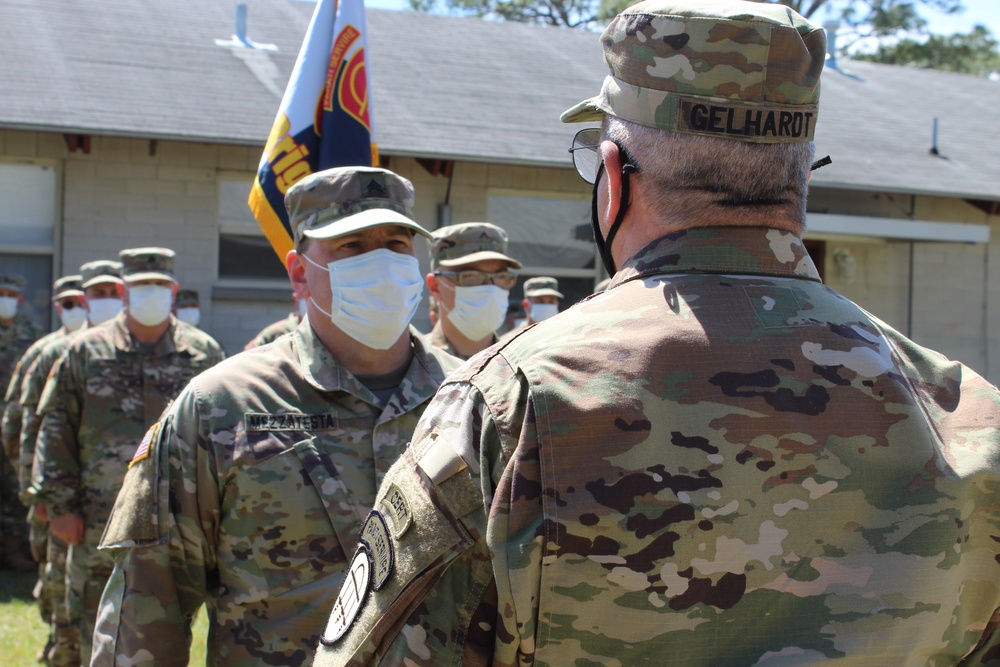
[568,128,602,184]
[435,269,518,289]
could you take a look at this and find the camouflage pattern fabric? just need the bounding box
[92,323,460,667]
[560,0,825,143]
[3,329,60,463]
[0,314,44,570]
[426,322,498,362]
[315,227,1000,666]
[34,312,224,663]
[244,312,300,350]
[16,329,82,667]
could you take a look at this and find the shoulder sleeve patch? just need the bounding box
[129,422,160,468]
[321,546,373,645]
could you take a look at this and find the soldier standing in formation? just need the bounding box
[314,1,1000,665]
[91,167,460,666]
[19,260,125,667]
[244,293,306,350]
[425,222,522,360]
[0,272,44,571]
[33,248,225,664]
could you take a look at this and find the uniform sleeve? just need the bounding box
[1,353,29,462]
[33,350,83,515]
[314,356,539,667]
[92,385,219,667]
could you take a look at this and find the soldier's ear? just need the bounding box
[426,273,439,295]
[286,250,310,301]
[115,283,126,300]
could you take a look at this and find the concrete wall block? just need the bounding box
[97,137,132,162]
[98,162,158,181]
[487,164,513,188]
[155,193,215,211]
[37,133,69,159]
[188,143,220,167]
[457,162,488,186]
[129,139,161,164]
[511,167,538,190]
[156,141,191,166]
[5,131,38,157]
[185,181,217,198]
[219,145,252,171]
[156,165,215,182]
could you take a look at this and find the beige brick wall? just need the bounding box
[3,129,999,383]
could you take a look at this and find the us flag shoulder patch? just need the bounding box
[129,422,160,468]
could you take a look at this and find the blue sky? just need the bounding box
[361,0,1000,37]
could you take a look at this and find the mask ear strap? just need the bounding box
[300,252,330,272]
[591,155,637,276]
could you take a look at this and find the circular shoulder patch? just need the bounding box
[360,510,394,591]
[320,546,372,646]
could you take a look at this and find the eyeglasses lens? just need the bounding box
[570,128,602,184]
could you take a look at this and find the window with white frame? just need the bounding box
[0,162,57,330]
[217,175,288,281]
[487,190,601,321]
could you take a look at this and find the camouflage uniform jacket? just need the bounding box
[0,315,44,458]
[244,312,300,350]
[315,227,1000,667]
[20,327,83,499]
[2,328,61,462]
[33,313,225,524]
[92,323,461,667]
[427,321,498,361]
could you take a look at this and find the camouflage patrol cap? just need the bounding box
[561,0,826,143]
[524,276,564,299]
[80,260,124,289]
[176,289,199,307]
[52,275,84,301]
[0,273,26,293]
[431,222,523,270]
[284,167,430,246]
[119,247,176,283]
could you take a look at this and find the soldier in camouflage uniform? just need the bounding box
[0,272,45,570]
[0,275,86,660]
[21,261,123,667]
[426,223,522,360]
[315,2,1000,665]
[244,295,304,350]
[92,167,461,666]
[34,249,224,665]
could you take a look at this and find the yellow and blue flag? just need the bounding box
[249,0,378,264]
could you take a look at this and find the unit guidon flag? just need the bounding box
[249,0,379,265]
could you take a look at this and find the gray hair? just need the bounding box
[604,117,814,230]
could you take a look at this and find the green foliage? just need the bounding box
[0,569,209,666]
[854,24,1000,76]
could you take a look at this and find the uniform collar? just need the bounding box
[610,227,822,289]
[295,322,452,414]
[109,312,184,356]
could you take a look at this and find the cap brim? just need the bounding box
[437,251,523,270]
[122,272,176,284]
[560,96,608,124]
[52,289,85,301]
[526,289,564,299]
[303,208,432,241]
[81,276,124,289]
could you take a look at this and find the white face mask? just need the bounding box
[440,283,508,342]
[0,297,18,319]
[176,307,200,327]
[87,298,123,325]
[59,306,88,332]
[303,248,423,350]
[128,285,174,327]
[529,302,559,322]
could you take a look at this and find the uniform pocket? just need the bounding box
[223,435,358,600]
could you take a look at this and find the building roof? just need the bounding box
[1,0,998,202]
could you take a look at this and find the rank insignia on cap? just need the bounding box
[320,545,373,645]
[130,422,160,468]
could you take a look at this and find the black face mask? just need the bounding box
[590,149,637,276]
